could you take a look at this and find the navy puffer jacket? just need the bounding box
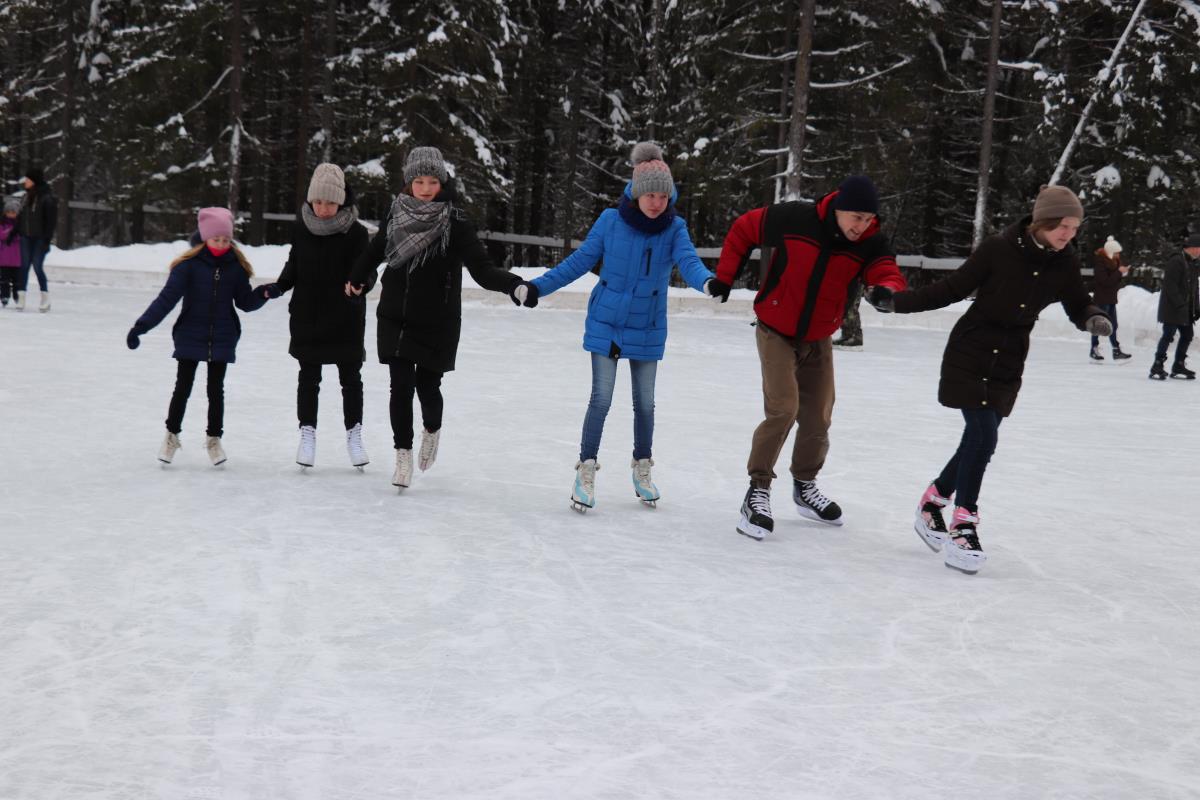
[134,245,268,363]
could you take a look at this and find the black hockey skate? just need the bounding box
[1089,346,1105,363]
[1149,359,1168,380]
[793,479,844,526]
[1171,362,1196,380]
[737,485,774,541]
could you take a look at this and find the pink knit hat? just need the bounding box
[197,207,234,241]
[630,142,674,199]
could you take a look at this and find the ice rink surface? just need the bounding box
[1,283,1197,799]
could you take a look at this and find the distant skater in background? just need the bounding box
[526,142,715,512]
[876,185,1111,574]
[0,197,21,306]
[347,146,528,490]
[126,207,275,466]
[15,165,57,312]
[1148,232,1200,381]
[1088,235,1131,363]
[259,163,372,470]
[832,280,864,351]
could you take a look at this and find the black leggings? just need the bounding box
[933,408,1002,514]
[388,360,443,450]
[297,360,364,429]
[166,359,228,437]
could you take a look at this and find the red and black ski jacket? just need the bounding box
[715,191,906,342]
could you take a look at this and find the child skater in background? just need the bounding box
[259,164,372,471]
[346,146,528,490]
[867,185,1111,574]
[523,142,715,512]
[0,198,21,306]
[126,207,274,466]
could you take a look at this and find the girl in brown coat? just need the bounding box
[868,186,1110,574]
[1089,236,1131,362]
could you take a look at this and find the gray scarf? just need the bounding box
[302,203,358,236]
[384,193,453,274]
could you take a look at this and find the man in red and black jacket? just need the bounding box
[706,175,906,540]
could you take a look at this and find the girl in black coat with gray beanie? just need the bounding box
[261,163,372,469]
[872,185,1111,574]
[346,146,527,490]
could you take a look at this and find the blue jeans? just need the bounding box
[1090,303,1120,349]
[579,353,657,462]
[934,408,1003,513]
[20,236,50,293]
[1155,323,1194,365]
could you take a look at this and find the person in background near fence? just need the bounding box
[1149,231,1200,380]
[873,185,1111,574]
[523,142,715,512]
[710,174,906,540]
[126,207,276,466]
[346,146,530,490]
[258,164,372,470]
[15,165,57,312]
[1089,235,1132,363]
[832,280,865,350]
[0,197,21,307]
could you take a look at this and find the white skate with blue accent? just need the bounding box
[571,459,598,513]
[631,458,660,507]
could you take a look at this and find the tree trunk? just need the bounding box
[294,13,314,209]
[774,7,798,204]
[55,1,79,249]
[784,0,816,201]
[321,0,336,162]
[972,0,1003,248]
[227,0,245,216]
[645,0,663,140]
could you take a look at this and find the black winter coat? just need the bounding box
[1157,251,1200,326]
[18,183,57,240]
[1090,249,1123,305]
[893,219,1104,417]
[276,213,372,363]
[349,187,520,373]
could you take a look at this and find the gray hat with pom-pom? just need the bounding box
[2,196,20,214]
[630,142,674,199]
[403,146,449,185]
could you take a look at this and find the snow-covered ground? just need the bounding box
[1,280,1197,800]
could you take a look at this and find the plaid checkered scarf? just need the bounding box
[384,193,453,274]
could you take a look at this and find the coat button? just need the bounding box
[982,401,988,406]
[1033,272,1039,276]
[983,378,988,382]
[993,349,999,354]
[1019,303,1026,308]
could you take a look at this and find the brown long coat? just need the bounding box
[1090,248,1124,305]
[893,219,1105,417]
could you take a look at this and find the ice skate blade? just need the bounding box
[913,517,948,552]
[944,548,987,574]
[736,512,768,541]
[355,465,366,472]
[639,498,657,508]
[297,463,312,471]
[795,504,843,526]
[570,499,592,513]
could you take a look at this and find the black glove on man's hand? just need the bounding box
[127,328,142,350]
[867,285,895,313]
[510,281,539,308]
[706,278,731,303]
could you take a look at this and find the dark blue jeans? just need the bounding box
[1155,323,1194,365]
[19,236,50,293]
[580,353,657,462]
[1090,303,1120,349]
[934,408,1003,513]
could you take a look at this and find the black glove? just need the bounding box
[706,278,731,303]
[258,283,282,299]
[510,281,539,308]
[127,328,142,350]
[866,285,895,313]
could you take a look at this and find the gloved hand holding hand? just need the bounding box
[510,281,539,308]
[866,285,895,313]
[1085,314,1113,337]
[344,281,365,297]
[705,278,731,303]
[259,283,282,299]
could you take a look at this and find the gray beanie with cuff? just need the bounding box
[630,142,674,199]
[307,163,346,206]
[403,146,449,185]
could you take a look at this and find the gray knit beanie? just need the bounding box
[1032,185,1084,223]
[307,163,346,205]
[403,146,449,185]
[2,196,20,214]
[629,142,674,199]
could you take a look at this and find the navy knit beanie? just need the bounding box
[833,175,879,215]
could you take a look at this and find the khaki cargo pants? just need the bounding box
[747,325,835,488]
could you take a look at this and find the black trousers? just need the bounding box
[0,268,18,301]
[388,360,443,450]
[297,360,364,429]
[1155,322,1194,365]
[166,359,228,437]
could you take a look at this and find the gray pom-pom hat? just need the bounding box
[629,142,674,199]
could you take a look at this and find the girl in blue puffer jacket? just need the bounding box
[126,207,274,467]
[523,143,716,511]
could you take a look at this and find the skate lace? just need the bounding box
[419,429,439,460]
[301,426,316,446]
[747,487,772,516]
[797,480,832,511]
[632,458,654,485]
[167,433,181,450]
[576,460,598,490]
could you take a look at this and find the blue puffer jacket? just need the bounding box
[531,186,713,361]
[134,245,268,363]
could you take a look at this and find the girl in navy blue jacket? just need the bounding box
[526,143,715,511]
[127,207,272,466]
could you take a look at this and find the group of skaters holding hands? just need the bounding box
[124,140,1199,575]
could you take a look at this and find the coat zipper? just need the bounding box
[644,247,652,276]
[209,263,221,362]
